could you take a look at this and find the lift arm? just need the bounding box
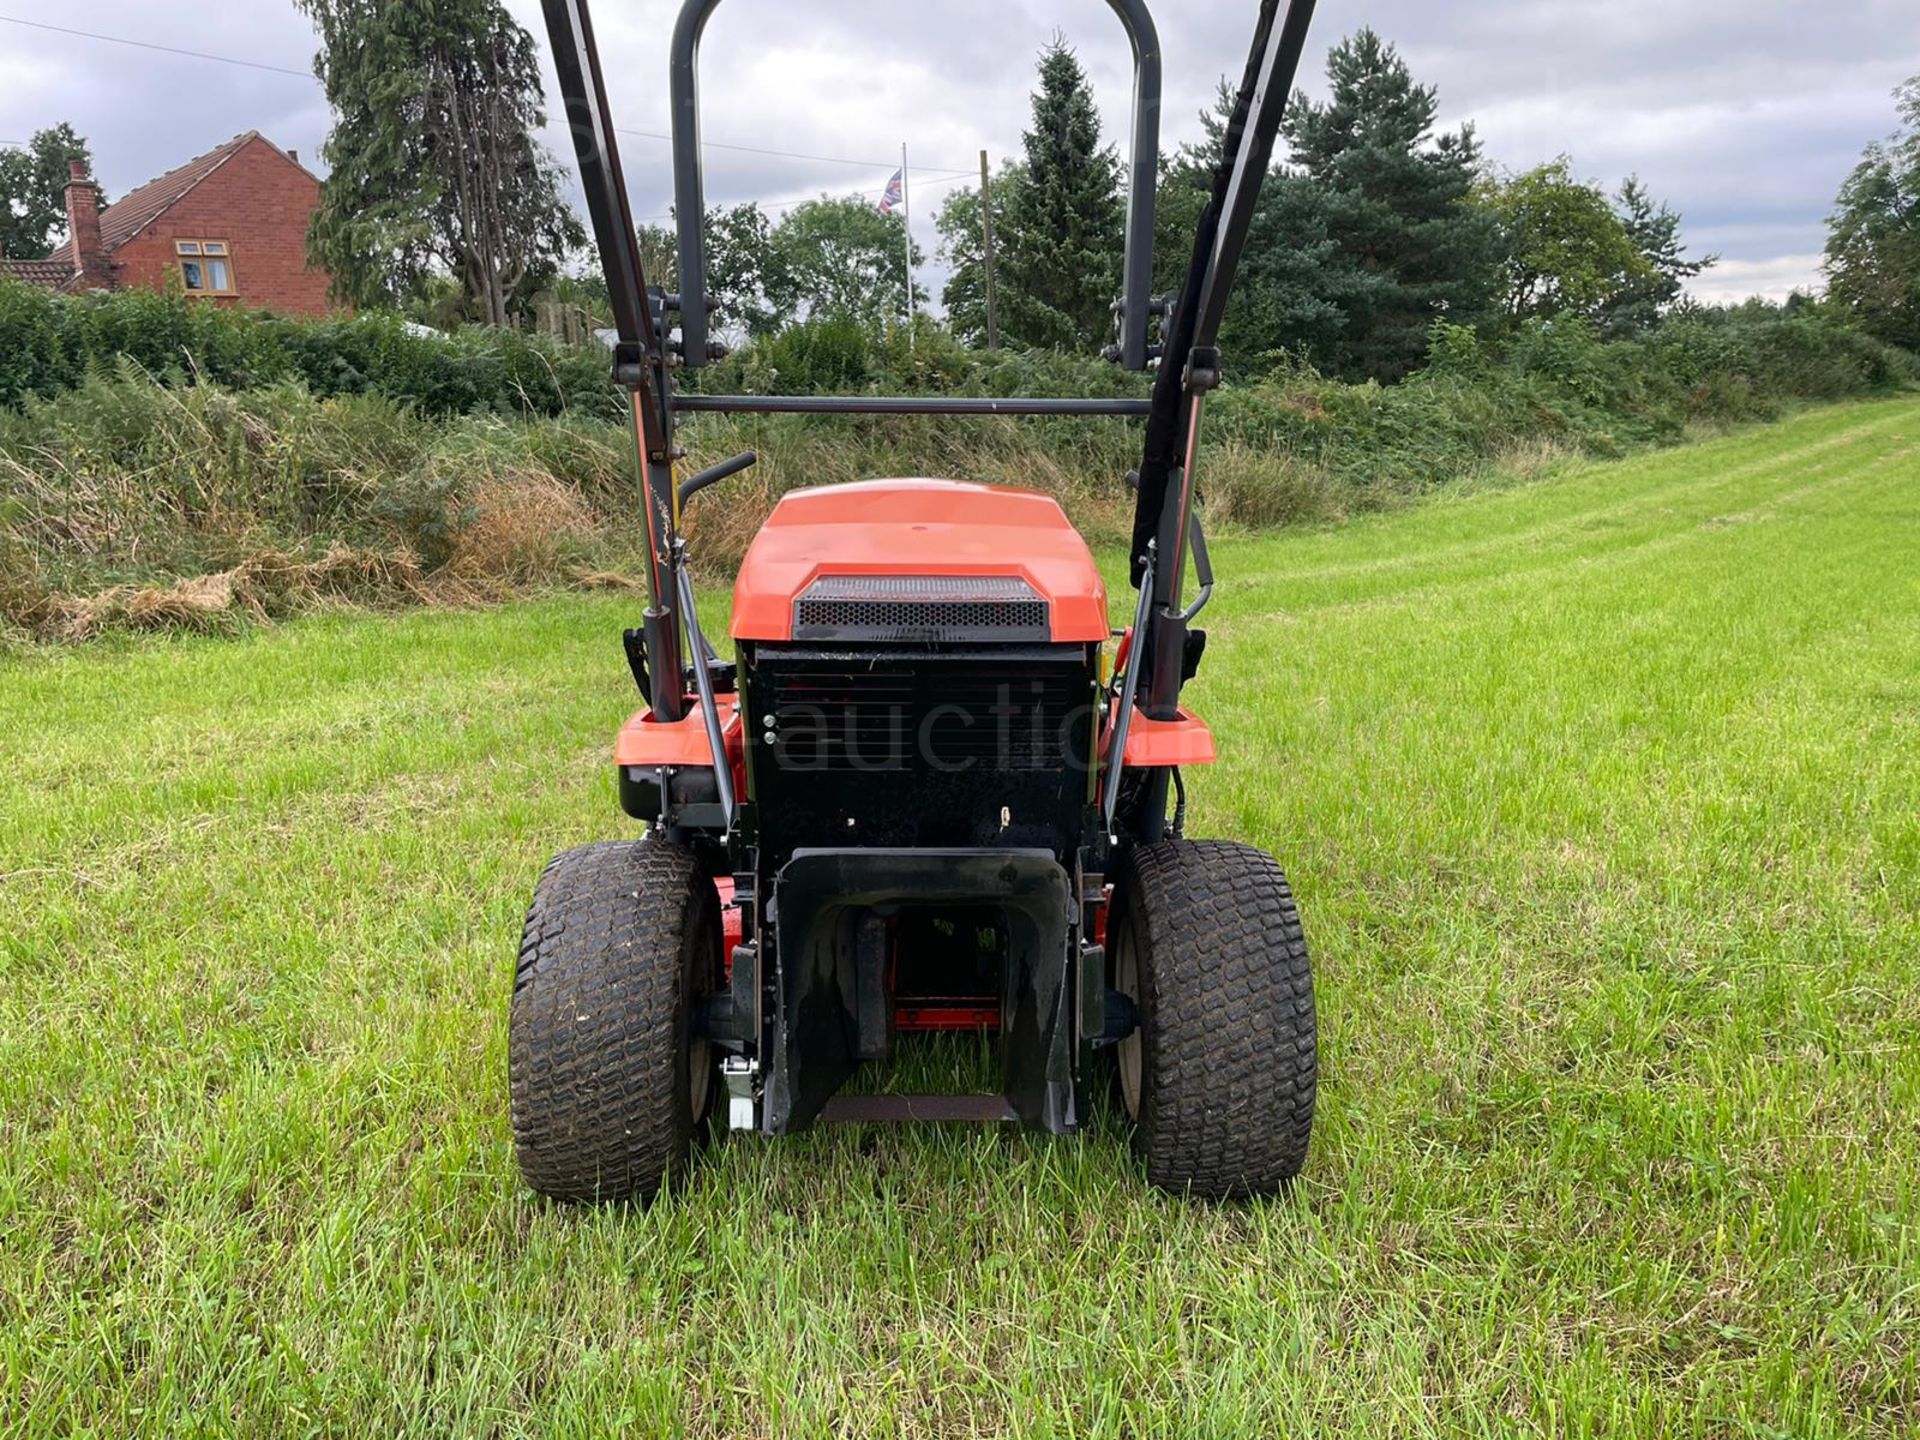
[1120,0,1317,837]
[541,0,687,721]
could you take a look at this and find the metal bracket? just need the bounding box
[1182,344,1223,394]
[1102,544,1157,832]
[721,1055,759,1132]
[1177,511,1215,623]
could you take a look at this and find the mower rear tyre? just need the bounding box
[509,838,719,1204]
[1111,839,1316,1198]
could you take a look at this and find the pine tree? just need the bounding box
[1282,29,1497,381]
[1154,82,1349,370]
[997,37,1125,350]
[1600,176,1714,335]
[297,0,583,324]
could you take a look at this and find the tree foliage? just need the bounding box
[1481,160,1652,321]
[0,125,97,260]
[1601,176,1714,336]
[610,198,921,340]
[763,196,925,332]
[1825,77,1920,353]
[634,223,678,293]
[936,161,1025,347]
[601,206,780,338]
[708,202,788,337]
[1281,29,1497,381]
[297,0,582,324]
[1155,82,1351,369]
[996,38,1125,350]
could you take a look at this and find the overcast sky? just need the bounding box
[4,1,1918,306]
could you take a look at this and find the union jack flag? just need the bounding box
[877,168,904,214]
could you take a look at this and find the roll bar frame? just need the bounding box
[668,0,1163,370]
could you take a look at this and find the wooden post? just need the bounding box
[979,149,1000,350]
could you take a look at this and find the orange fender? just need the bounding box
[615,699,747,797]
[1100,702,1216,768]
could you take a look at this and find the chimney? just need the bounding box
[64,159,112,289]
[286,148,299,163]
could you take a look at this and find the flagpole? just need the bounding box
[901,141,914,343]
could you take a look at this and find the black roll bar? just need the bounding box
[675,395,1152,417]
[669,0,1162,370]
[542,0,686,720]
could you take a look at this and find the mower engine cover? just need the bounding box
[730,479,1109,644]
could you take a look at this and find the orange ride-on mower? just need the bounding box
[513,0,1319,1202]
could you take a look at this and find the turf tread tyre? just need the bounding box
[1114,838,1316,1198]
[510,838,716,1204]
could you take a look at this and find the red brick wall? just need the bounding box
[112,139,341,317]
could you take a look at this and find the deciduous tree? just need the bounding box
[1825,77,1920,352]
[764,195,924,332]
[1481,159,1652,321]
[0,124,97,260]
[297,0,583,324]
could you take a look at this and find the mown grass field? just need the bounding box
[2,398,1917,1437]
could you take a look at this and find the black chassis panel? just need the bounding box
[732,642,1107,1133]
[741,642,1101,867]
[765,848,1079,1135]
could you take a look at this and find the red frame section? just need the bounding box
[895,1004,1000,1033]
[717,876,743,962]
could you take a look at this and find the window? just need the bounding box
[176,240,236,296]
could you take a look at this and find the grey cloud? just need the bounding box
[6,0,1917,305]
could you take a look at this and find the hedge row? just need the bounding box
[0,279,620,419]
[5,277,1912,439]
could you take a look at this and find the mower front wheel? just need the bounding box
[1111,838,1317,1199]
[509,838,719,1204]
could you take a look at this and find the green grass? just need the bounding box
[3,398,1917,1436]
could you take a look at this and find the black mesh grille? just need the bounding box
[766,662,1093,774]
[746,646,1095,858]
[793,575,1049,642]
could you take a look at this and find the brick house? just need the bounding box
[0,132,338,316]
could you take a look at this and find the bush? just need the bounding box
[752,316,874,393]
